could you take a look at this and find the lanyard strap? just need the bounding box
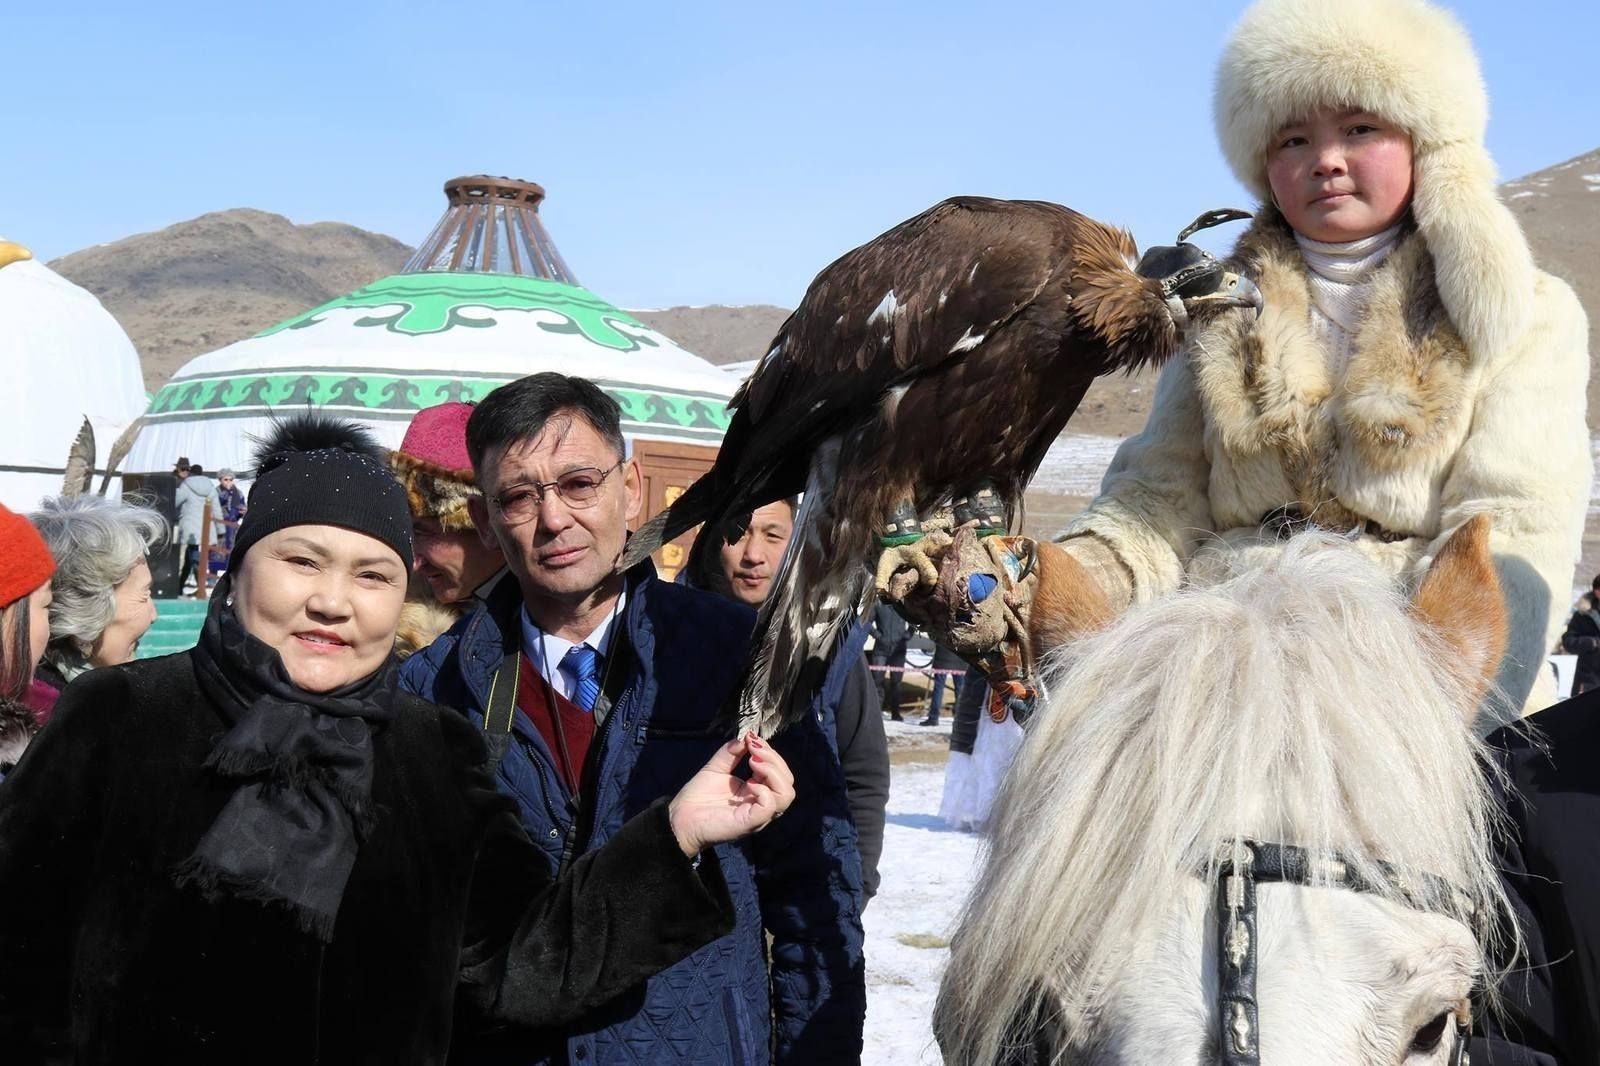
[481,649,521,772]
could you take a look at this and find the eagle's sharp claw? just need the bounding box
[874,531,951,601]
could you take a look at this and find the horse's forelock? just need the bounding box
[936,533,1509,1066]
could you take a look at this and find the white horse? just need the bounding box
[934,517,1511,1065]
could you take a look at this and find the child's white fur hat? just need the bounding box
[1214,0,1535,355]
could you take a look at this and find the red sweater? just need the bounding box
[514,655,597,796]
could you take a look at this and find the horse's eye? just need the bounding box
[1408,1011,1451,1054]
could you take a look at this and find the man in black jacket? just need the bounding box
[870,601,910,721]
[1473,688,1600,1065]
[1560,575,1600,694]
[712,498,891,901]
[921,641,967,726]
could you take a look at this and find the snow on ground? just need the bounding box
[1590,438,1600,518]
[1028,434,1125,498]
[881,715,954,743]
[863,759,982,1065]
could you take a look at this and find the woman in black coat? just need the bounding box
[0,420,794,1065]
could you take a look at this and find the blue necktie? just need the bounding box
[563,645,601,712]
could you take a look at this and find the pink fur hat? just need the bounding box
[388,402,480,532]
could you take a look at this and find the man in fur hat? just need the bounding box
[387,402,508,657]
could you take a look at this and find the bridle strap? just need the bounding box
[1212,839,1476,1066]
[1451,1015,1472,1066]
[1219,841,1477,917]
[1217,844,1261,1066]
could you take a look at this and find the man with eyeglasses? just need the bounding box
[400,373,866,1066]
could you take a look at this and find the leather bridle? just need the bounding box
[1209,839,1475,1066]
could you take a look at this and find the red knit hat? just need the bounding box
[387,402,480,531]
[0,503,55,609]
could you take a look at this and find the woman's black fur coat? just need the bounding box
[0,652,734,1065]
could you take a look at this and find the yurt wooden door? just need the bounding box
[630,439,717,583]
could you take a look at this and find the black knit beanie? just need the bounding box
[231,416,414,571]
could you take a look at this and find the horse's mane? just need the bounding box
[936,533,1509,1066]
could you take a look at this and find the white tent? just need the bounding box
[124,271,737,475]
[0,243,149,510]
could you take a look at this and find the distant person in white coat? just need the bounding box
[170,462,219,597]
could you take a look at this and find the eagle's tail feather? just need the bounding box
[620,510,671,571]
[619,469,728,571]
[737,439,867,736]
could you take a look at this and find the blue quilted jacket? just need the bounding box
[400,563,866,1065]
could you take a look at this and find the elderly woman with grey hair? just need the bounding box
[29,495,167,687]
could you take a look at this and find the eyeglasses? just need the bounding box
[490,461,623,525]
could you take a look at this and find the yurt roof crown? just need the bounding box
[405,175,578,282]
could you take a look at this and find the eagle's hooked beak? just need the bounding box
[1138,242,1264,328]
[1182,270,1262,317]
[1137,207,1261,328]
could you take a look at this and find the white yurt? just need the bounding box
[125,177,737,474]
[123,177,740,579]
[0,240,149,512]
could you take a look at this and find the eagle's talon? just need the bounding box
[979,534,1032,585]
[874,530,951,600]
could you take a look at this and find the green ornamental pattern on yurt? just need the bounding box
[145,371,731,443]
[259,272,661,350]
[142,273,736,444]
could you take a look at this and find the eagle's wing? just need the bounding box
[720,197,1082,514]
[621,197,1089,570]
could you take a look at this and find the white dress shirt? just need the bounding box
[517,591,627,703]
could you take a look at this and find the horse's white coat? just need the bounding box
[934,533,1504,1065]
[1081,883,1477,1065]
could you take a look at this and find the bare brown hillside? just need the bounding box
[1503,148,1600,421]
[47,210,792,388]
[628,305,792,366]
[50,209,411,390]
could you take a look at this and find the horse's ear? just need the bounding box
[1410,515,1507,709]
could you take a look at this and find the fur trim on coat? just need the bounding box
[395,597,463,660]
[1214,0,1535,359]
[0,696,39,771]
[1062,214,1591,722]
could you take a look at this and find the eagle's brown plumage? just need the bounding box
[622,196,1258,733]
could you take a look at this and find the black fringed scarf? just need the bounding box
[174,575,400,941]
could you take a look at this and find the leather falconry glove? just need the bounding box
[878,523,1115,724]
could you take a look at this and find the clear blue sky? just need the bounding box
[5,1,1596,310]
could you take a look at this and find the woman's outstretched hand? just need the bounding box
[667,733,796,857]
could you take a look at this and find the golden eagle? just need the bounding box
[622,197,1260,734]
